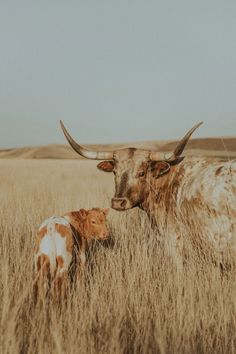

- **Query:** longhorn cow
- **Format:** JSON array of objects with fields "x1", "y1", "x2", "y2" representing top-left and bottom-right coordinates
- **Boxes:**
[{"x1": 60, "y1": 121, "x2": 236, "y2": 267}]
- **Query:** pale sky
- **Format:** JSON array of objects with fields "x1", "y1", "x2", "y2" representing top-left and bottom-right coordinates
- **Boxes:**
[{"x1": 0, "y1": 0, "x2": 236, "y2": 148}]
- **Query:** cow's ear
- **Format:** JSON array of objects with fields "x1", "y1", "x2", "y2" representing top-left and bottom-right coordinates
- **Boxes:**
[
  {"x1": 149, "y1": 161, "x2": 171, "y2": 178},
  {"x1": 97, "y1": 160, "x2": 115, "y2": 172}
]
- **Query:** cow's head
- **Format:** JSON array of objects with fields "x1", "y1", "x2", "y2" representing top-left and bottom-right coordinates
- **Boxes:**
[{"x1": 60, "y1": 121, "x2": 203, "y2": 211}]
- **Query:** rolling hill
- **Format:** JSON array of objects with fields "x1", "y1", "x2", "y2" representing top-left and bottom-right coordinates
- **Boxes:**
[{"x1": 0, "y1": 137, "x2": 235, "y2": 159}]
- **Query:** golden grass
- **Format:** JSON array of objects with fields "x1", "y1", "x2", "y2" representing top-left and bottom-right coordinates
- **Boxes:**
[{"x1": 0, "y1": 159, "x2": 236, "y2": 354}]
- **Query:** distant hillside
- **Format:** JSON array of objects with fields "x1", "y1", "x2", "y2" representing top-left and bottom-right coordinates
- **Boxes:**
[{"x1": 0, "y1": 137, "x2": 235, "y2": 159}]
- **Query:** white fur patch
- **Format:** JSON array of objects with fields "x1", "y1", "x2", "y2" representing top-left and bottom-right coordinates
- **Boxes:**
[
  {"x1": 39, "y1": 234, "x2": 57, "y2": 271},
  {"x1": 36, "y1": 216, "x2": 72, "y2": 273},
  {"x1": 39, "y1": 216, "x2": 70, "y2": 230},
  {"x1": 79, "y1": 252, "x2": 86, "y2": 265}
]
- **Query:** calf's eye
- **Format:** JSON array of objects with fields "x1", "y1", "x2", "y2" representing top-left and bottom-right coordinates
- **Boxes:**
[{"x1": 91, "y1": 220, "x2": 96, "y2": 225}]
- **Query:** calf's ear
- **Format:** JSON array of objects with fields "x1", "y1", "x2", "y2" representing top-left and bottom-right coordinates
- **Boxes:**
[
  {"x1": 149, "y1": 161, "x2": 171, "y2": 178},
  {"x1": 79, "y1": 209, "x2": 88, "y2": 219},
  {"x1": 97, "y1": 161, "x2": 115, "y2": 172},
  {"x1": 102, "y1": 208, "x2": 109, "y2": 215}
]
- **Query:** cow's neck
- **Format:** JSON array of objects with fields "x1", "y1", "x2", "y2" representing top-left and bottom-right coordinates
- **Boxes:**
[
  {"x1": 140, "y1": 158, "x2": 204, "y2": 225},
  {"x1": 68, "y1": 216, "x2": 89, "y2": 243}
]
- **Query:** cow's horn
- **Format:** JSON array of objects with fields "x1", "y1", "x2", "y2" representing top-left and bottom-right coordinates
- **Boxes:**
[
  {"x1": 60, "y1": 120, "x2": 114, "y2": 160},
  {"x1": 150, "y1": 122, "x2": 203, "y2": 161},
  {"x1": 167, "y1": 121, "x2": 203, "y2": 160}
]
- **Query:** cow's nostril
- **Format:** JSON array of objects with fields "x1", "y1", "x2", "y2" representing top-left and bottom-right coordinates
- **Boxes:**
[
  {"x1": 112, "y1": 197, "x2": 129, "y2": 210},
  {"x1": 120, "y1": 199, "x2": 127, "y2": 207}
]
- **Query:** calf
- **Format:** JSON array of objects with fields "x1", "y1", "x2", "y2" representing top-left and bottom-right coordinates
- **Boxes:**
[{"x1": 34, "y1": 208, "x2": 109, "y2": 298}]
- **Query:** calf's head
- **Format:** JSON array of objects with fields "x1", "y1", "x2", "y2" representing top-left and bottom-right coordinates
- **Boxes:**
[
  {"x1": 76, "y1": 208, "x2": 110, "y2": 240},
  {"x1": 60, "y1": 121, "x2": 203, "y2": 211}
]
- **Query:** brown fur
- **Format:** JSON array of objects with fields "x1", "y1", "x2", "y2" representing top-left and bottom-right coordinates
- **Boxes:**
[
  {"x1": 215, "y1": 165, "x2": 223, "y2": 176},
  {"x1": 56, "y1": 255, "x2": 64, "y2": 269},
  {"x1": 34, "y1": 226, "x2": 47, "y2": 253},
  {"x1": 55, "y1": 223, "x2": 74, "y2": 253},
  {"x1": 36, "y1": 254, "x2": 50, "y2": 274},
  {"x1": 33, "y1": 254, "x2": 51, "y2": 302},
  {"x1": 65, "y1": 208, "x2": 109, "y2": 242}
]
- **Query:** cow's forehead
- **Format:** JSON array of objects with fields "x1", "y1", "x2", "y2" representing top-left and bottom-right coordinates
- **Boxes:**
[{"x1": 113, "y1": 148, "x2": 150, "y2": 164}]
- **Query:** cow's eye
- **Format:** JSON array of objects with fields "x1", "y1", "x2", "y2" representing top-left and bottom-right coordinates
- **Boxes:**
[
  {"x1": 138, "y1": 171, "x2": 145, "y2": 178},
  {"x1": 91, "y1": 220, "x2": 96, "y2": 225}
]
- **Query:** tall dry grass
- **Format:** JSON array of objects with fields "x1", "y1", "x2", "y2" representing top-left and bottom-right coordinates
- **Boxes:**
[{"x1": 0, "y1": 159, "x2": 236, "y2": 354}]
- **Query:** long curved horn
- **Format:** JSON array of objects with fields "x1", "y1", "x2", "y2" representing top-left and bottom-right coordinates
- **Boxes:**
[
  {"x1": 60, "y1": 120, "x2": 114, "y2": 160},
  {"x1": 150, "y1": 122, "x2": 203, "y2": 161}
]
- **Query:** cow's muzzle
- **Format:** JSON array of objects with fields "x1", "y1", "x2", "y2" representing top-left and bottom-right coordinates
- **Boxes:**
[{"x1": 111, "y1": 197, "x2": 131, "y2": 211}]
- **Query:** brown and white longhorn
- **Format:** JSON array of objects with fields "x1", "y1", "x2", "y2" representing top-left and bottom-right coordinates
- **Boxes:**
[{"x1": 60, "y1": 121, "x2": 236, "y2": 268}]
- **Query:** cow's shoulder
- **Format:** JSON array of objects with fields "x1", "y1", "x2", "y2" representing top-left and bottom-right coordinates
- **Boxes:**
[{"x1": 180, "y1": 159, "x2": 236, "y2": 215}]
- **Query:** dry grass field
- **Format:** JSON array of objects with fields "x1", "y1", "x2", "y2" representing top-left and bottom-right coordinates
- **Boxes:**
[{"x1": 1, "y1": 158, "x2": 236, "y2": 354}]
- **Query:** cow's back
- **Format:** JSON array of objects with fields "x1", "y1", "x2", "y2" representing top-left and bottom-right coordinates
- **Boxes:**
[
  {"x1": 35, "y1": 216, "x2": 73, "y2": 274},
  {"x1": 179, "y1": 159, "x2": 236, "y2": 215}
]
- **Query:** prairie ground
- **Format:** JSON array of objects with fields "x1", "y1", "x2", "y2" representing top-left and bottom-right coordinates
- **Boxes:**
[{"x1": 0, "y1": 159, "x2": 236, "y2": 354}]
